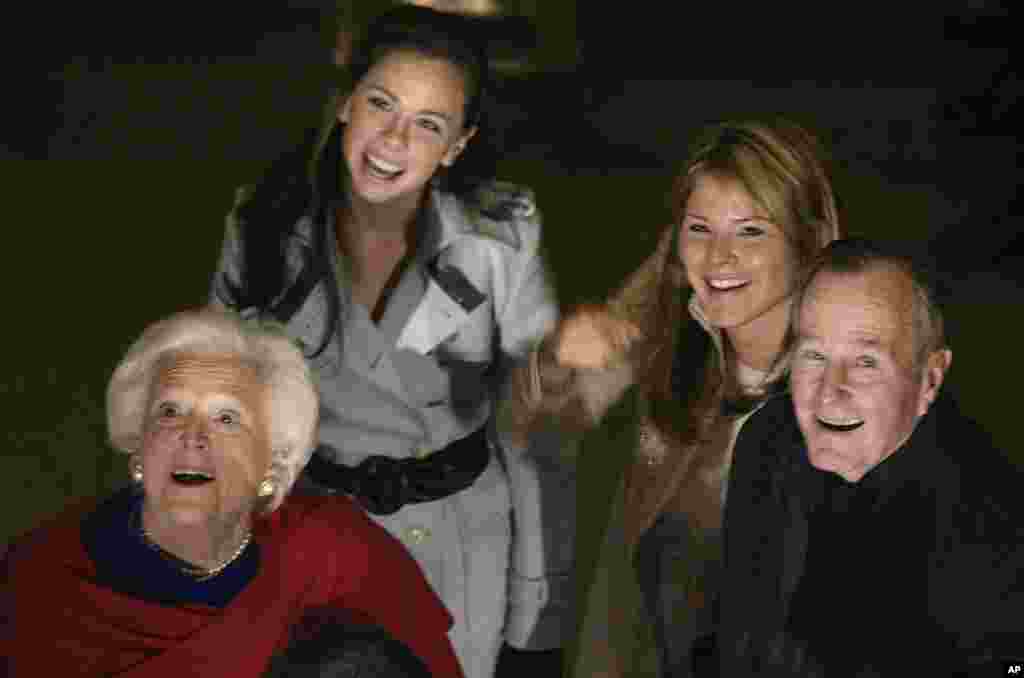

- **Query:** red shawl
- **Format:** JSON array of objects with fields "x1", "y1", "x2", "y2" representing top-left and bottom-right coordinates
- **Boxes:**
[{"x1": 3, "y1": 494, "x2": 462, "y2": 677}]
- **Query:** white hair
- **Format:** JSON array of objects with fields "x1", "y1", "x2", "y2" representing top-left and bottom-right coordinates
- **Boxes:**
[{"x1": 107, "y1": 308, "x2": 319, "y2": 511}]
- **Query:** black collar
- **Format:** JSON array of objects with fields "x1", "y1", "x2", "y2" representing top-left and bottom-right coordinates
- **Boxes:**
[{"x1": 81, "y1": 486, "x2": 260, "y2": 608}]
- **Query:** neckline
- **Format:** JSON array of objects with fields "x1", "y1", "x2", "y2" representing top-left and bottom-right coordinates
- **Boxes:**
[{"x1": 81, "y1": 487, "x2": 260, "y2": 608}]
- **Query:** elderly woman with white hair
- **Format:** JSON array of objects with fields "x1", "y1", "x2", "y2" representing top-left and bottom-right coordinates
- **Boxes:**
[{"x1": 1, "y1": 309, "x2": 463, "y2": 677}]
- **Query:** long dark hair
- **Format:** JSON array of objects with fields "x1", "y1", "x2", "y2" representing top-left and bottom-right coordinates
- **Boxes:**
[{"x1": 220, "y1": 5, "x2": 495, "y2": 358}]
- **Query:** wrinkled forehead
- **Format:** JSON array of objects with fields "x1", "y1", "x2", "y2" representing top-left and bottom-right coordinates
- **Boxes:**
[
  {"x1": 153, "y1": 352, "x2": 265, "y2": 401},
  {"x1": 799, "y1": 267, "x2": 917, "y2": 356}
]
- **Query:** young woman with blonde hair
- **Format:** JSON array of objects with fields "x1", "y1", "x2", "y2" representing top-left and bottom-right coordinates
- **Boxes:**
[{"x1": 507, "y1": 119, "x2": 842, "y2": 677}]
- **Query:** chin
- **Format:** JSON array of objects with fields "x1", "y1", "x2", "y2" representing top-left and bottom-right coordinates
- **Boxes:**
[
  {"x1": 161, "y1": 501, "x2": 219, "y2": 529},
  {"x1": 697, "y1": 302, "x2": 742, "y2": 327},
  {"x1": 808, "y1": 448, "x2": 864, "y2": 483},
  {"x1": 697, "y1": 296, "x2": 761, "y2": 328}
]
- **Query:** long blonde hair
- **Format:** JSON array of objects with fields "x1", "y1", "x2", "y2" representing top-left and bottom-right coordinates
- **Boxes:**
[{"x1": 624, "y1": 119, "x2": 842, "y2": 543}]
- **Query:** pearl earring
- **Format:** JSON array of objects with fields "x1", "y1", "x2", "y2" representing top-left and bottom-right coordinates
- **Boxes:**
[
  {"x1": 257, "y1": 478, "x2": 276, "y2": 499},
  {"x1": 130, "y1": 458, "x2": 144, "y2": 484}
]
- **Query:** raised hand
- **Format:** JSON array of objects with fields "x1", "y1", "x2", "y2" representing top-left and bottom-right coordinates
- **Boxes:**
[{"x1": 550, "y1": 305, "x2": 641, "y2": 370}]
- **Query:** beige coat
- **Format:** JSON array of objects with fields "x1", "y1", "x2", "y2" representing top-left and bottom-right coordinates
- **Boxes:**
[{"x1": 502, "y1": 223, "x2": 758, "y2": 677}]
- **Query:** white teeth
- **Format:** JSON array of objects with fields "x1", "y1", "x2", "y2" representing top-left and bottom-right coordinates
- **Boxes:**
[
  {"x1": 366, "y1": 154, "x2": 402, "y2": 176},
  {"x1": 817, "y1": 416, "x2": 863, "y2": 427},
  {"x1": 708, "y1": 279, "x2": 748, "y2": 290}
]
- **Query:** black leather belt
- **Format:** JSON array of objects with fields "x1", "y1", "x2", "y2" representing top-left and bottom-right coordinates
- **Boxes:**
[{"x1": 304, "y1": 426, "x2": 491, "y2": 516}]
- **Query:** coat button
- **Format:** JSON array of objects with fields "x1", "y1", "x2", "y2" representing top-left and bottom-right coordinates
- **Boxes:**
[{"x1": 406, "y1": 526, "x2": 431, "y2": 544}]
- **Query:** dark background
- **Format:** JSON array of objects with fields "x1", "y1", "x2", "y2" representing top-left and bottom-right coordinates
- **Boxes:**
[{"x1": 2, "y1": 0, "x2": 1018, "y2": 571}]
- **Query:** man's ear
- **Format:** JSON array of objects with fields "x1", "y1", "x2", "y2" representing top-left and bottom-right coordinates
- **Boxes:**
[
  {"x1": 441, "y1": 126, "x2": 478, "y2": 168},
  {"x1": 917, "y1": 348, "x2": 952, "y2": 417}
]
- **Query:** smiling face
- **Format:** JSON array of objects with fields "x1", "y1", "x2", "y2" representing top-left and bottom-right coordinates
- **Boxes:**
[
  {"x1": 139, "y1": 353, "x2": 272, "y2": 535},
  {"x1": 790, "y1": 266, "x2": 949, "y2": 482},
  {"x1": 679, "y1": 173, "x2": 799, "y2": 342},
  {"x1": 339, "y1": 49, "x2": 476, "y2": 210}
]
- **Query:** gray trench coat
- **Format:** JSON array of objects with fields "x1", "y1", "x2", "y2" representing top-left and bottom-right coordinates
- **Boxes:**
[{"x1": 212, "y1": 181, "x2": 570, "y2": 678}]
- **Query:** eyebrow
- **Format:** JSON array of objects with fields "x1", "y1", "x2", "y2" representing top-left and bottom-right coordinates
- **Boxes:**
[
  {"x1": 795, "y1": 333, "x2": 884, "y2": 349},
  {"x1": 684, "y1": 211, "x2": 770, "y2": 222},
  {"x1": 153, "y1": 387, "x2": 248, "y2": 407},
  {"x1": 364, "y1": 85, "x2": 454, "y2": 123}
]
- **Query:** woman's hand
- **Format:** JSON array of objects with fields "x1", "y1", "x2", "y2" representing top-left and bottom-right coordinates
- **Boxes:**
[{"x1": 550, "y1": 305, "x2": 641, "y2": 370}]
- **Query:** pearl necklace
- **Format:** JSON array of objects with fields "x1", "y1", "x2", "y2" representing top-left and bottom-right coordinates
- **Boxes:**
[{"x1": 141, "y1": 526, "x2": 251, "y2": 582}]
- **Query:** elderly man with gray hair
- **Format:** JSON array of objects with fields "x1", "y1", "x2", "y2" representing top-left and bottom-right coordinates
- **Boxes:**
[
  {"x1": 2, "y1": 308, "x2": 462, "y2": 677},
  {"x1": 715, "y1": 239, "x2": 1024, "y2": 676}
]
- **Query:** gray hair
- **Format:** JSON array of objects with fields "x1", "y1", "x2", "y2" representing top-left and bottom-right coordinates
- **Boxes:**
[
  {"x1": 789, "y1": 238, "x2": 949, "y2": 373},
  {"x1": 106, "y1": 308, "x2": 318, "y2": 511}
]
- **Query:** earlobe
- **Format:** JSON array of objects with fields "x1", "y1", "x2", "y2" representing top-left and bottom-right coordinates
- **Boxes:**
[
  {"x1": 441, "y1": 126, "x2": 478, "y2": 168},
  {"x1": 337, "y1": 96, "x2": 351, "y2": 124},
  {"x1": 440, "y1": 144, "x2": 461, "y2": 168},
  {"x1": 918, "y1": 348, "x2": 952, "y2": 416}
]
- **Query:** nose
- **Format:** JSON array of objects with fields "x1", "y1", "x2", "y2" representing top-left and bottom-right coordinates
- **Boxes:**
[
  {"x1": 180, "y1": 414, "x2": 210, "y2": 450},
  {"x1": 818, "y1": 361, "x2": 851, "y2": 405},
  {"x1": 380, "y1": 114, "x2": 409, "y2": 149},
  {"x1": 708, "y1": 233, "x2": 736, "y2": 266}
]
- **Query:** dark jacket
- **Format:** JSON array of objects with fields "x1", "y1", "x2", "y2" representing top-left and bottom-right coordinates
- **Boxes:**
[{"x1": 718, "y1": 393, "x2": 1024, "y2": 676}]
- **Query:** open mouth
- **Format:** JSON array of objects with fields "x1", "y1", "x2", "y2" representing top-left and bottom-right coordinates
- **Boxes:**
[
  {"x1": 706, "y1": 278, "x2": 750, "y2": 293},
  {"x1": 817, "y1": 416, "x2": 864, "y2": 433},
  {"x1": 171, "y1": 469, "x2": 215, "y2": 486},
  {"x1": 365, "y1": 153, "x2": 404, "y2": 181}
]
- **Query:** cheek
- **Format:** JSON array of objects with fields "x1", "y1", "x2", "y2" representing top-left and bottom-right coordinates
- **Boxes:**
[
  {"x1": 790, "y1": 378, "x2": 813, "y2": 410},
  {"x1": 790, "y1": 382, "x2": 819, "y2": 427},
  {"x1": 415, "y1": 137, "x2": 451, "y2": 169},
  {"x1": 888, "y1": 387, "x2": 924, "y2": 436},
  {"x1": 342, "y1": 112, "x2": 375, "y2": 150},
  {"x1": 341, "y1": 123, "x2": 361, "y2": 158},
  {"x1": 755, "y1": 250, "x2": 793, "y2": 292},
  {"x1": 140, "y1": 427, "x2": 175, "y2": 462},
  {"x1": 679, "y1": 240, "x2": 703, "y2": 279},
  {"x1": 224, "y1": 435, "x2": 272, "y2": 486},
  {"x1": 223, "y1": 442, "x2": 261, "y2": 481},
  {"x1": 749, "y1": 236, "x2": 796, "y2": 281}
]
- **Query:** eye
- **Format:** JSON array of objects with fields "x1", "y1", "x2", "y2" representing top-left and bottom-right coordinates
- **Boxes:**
[
  {"x1": 157, "y1": 402, "x2": 180, "y2": 419},
  {"x1": 797, "y1": 349, "x2": 826, "y2": 363},
  {"x1": 855, "y1": 355, "x2": 879, "y2": 368},
  {"x1": 416, "y1": 117, "x2": 443, "y2": 135},
  {"x1": 216, "y1": 410, "x2": 241, "y2": 426},
  {"x1": 739, "y1": 224, "x2": 766, "y2": 237},
  {"x1": 367, "y1": 95, "x2": 392, "y2": 112},
  {"x1": 686, "y1": 221, "x2": 710, "y2": 234}
]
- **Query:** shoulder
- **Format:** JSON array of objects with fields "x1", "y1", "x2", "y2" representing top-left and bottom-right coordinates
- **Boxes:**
[
  {"x1": 929, "y1": 397, "x2": 1017, "y2": 479},
  {"x1": 932, "y1": 399, "x2": 1024, "y2": 512},
  {"x1": 924, "y1": 401, "x2": 1024, "y2": 637},
  {"x1": 261, "y1": 495, "x2": 409, "y2": 567},
  {"x1": 438, "y1": 180, "x2": 541, "y2": 252},
  {"x1": 729, "y1": 395, "x2": 804, "y2": 504},
  {"x1": 5, "y1": 499, "x2": 97, "y2": 574},
  {"x1": 264, "y1": 494, "x2": 376, "y2": 541},
  {"x1": 736, "y1": 394, "x2": 801, "y2": 460}
]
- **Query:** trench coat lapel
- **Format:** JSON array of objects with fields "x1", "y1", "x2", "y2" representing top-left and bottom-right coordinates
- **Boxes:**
[{"x1": 394, "y1": 194, "x2": 487, "y2": 357}]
